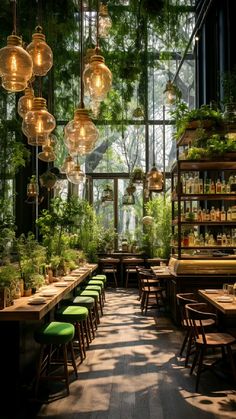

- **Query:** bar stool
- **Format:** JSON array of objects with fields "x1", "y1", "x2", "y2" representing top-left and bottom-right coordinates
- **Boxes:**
[
  {"x1": 63, "y1": 296, "x2": 97, "y2": 339},
  {"x1": 75, "y1": 289, "x2": 100, "y2": 325},
  {"x1": 34, "y1": 321, "x2": 77, "y2": 397},
  {"x1": 84, "y1": 278, "x2": 105, "y2": 305},
  {"x1": 55, "y1": 305, "x2": 89, "y2": 362},
  {"x1": 78, "y1": 284, "x2": 103, "y2": 316}
]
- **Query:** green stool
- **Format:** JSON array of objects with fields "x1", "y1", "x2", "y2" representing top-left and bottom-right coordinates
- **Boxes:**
[
  {"x1": 79, "y1": 285, "x2": 103, "y2": 316},
  {"x1": 85, "y1": 279, "x2": 105, "y2": 305},
  {"x1": 34, "y1": 321, "x2": 77, "y2": 397},
  {"x1": 72, "y1": 296, "x2": 97, "y2": 338},
  {"x1": 55, "y1": 305, "x2": 89, "y2": 362},
  {"x1": 92, "y1": 274, "x2": 107, "y2": 283},
  {"x1": 76, "y1": 289, "x2": 100, "y2": 324}
]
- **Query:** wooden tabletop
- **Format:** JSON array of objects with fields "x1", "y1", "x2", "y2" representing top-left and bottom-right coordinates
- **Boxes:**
[
  {"x1": 0, "y1": 264, "x2": 97, "y2": 322},
  {"x1": 198, "y1": 289, "x2": 236, "y2": 315},
  {"x1": 151, "y1": 266, "x2": 173, "y2": 279}
]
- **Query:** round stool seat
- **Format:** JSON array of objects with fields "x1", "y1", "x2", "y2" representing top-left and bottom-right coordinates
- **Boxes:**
[
  {"x1": 56, "y1": 305, "x2": 89, "y2": 323},
  {"x1": 34, "y1": 321, "x2": 75, "y2": 345},
  {"x1": 72, "y1": 296, "x2": 95, "y2": 309},
  {"x1": 85, "y1": 279, "x2": 104, "y2": 288},
  {"x1": 80, "y1": 285, "x2": 102, "y2": 294},
  {"x1": 92, "y1": 275, "x2": 106, "y2": 282},
  {"x1": 76, "y1": 289, "x2": 99, "y2": 300}
]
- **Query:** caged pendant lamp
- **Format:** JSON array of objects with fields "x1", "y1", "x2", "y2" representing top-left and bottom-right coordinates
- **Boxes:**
[
  {"x1": 146, "y1": 65, "x2": 163, "y2": 193},
  {"x1": 0, "y1": 0, "x2": 33, "y2": 92},
  {"x1": 98, "y1": 2, "x2": 112, "y2": 39},
  {"x1": 64, "y1": 0, "x2": 99, "y2": 157}
]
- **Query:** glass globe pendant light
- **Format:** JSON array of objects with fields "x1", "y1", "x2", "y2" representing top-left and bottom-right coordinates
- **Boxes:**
[
  {"x1": 60, "y1": 156, "x2": 75, "y2": 174},
  {"x1": 26, "y1": 26, "x2": 53, "y2": 76},
  {"x1": 64, "y1": 0, "x2": 99, "y2": 157},
  {"x1": 17, "y1": 86, "x2": 35, "y2": 118},
  {"x1": 98, "y1": 2, "x2": 112, "y2": 38},
  {"x1": 38, "y1": 136, "x2": 56, "y2": 162},
  {"x1": 23, "y1": 97, "x2": 56, "y2": 146},
  {"x1": 0, "y1": 0, "x2": 33, "y2": 93},
  {"x1": 65, "y1": 108, "x2": 98, "y2": 156},
  {"x1": 67, "y1": 164, "x2": 85, "y2": 184},
  {"x1": 83, "y1": 49, "x2": 112, "y2": 102}
]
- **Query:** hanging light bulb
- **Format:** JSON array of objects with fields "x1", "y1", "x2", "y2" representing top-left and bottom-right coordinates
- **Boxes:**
[
  {"x1": 64, "y1": 108, "x2": 99, "y2": 156},
  {"x1": 38, "y1": 138, "x2": 56, "y2": 162},
  {"x1": 83, "y1": 52, "x2": 112, "y2": 102},
  {"x1": 164, "y1": 80, "x2": 176, "y2": 105},
  {"x1": 67, "y1": 164, "x2": 85, "y2": 184},
  {"x1": 98, "y1": 3, "x2": 112, "y2": 38},
  {"x1": 146, "y1": 166, "x2": 163, "y2": 192},
  {"x1": 23, "y1": 97, "x2": 56, "y2": 146},
  {"x1": 101, "y1": 184, "x2": 114, "y2": 202},
  {"x1": 60, "y1": 156, "x2": 75, "y2": 174},
  {"x1": 26, "y1": 26, "x2": 53, "y2": 76},
  {"x1": 17, "y1": 86, "x2": 35, "y2": 118},
  {"x1": 0, "y1": 35, "x2": 33, "y2": 92}
]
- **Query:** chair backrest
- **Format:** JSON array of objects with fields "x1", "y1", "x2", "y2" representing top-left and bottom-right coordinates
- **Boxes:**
[
  {"x1": 176, "y1": 293, "x2": 197, "y2": 327},
  {"x1": 137, "y1": 268, "x2": 160, "y2": 290},
  {"x1": 99, "y1": 258, "x2": 119, "y2": 270},
  {"x1": 185, "y1": 302, "x2": 217, "y2": 344}
]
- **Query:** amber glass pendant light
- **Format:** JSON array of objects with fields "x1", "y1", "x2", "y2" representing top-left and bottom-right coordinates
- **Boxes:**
[
  {"x1": 26, "y1": 26, "x2": 53, "y2": 76},
  {"x1": 17, "y1": 86, "x2": 35, "y2": 118},
  {"x1": 0, "y1": 1, "x2": 33, "y2": 92},
  {"x1": 23, "y1": 97, "x2": 56, "y2": 146},
  {"x1": 67, "y1": 163, "x2": 85, "y2": 185},
  {"x1": 64, "y1": 0, "x2": 99, "y2": 158},
  {"x1": 83, "y1": 0, "x2": 112, "y2": 103},
  {"x1": 147, "y1": 62, "x2": 163, "y2": 193},
  {"x1": 60, "y1": 156, "x2": 75, "y2": 174},
  {"x1": 98, "y1": 2, "x2": 112, "y2": 38},
  {"x1": 164, "y1": 79, "x2": 176, "y2": 105},
  {"x1": 38, "y1": 135, "x2": 56, "y2": 162}
]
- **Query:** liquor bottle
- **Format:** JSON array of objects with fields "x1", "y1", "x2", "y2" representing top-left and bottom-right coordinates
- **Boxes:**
[
  {"x1": 210, "y1": 206, "x2": 216, "y2": 221},
  {"x1": 217, "y1": 233, "x2": 222, "y2": 246},
  {"x1": 216, "y1": 179, "x2": 222, "y2": 193},
  {"x1": 193, "y1": 207, "x2": 198, "y2": 221},
  {"x1": 222, "y1": 233, "x2": 227, "y2": 246},
  {"x1": 206, "y1": 209, "x2": 210, "y2": 221},
  {"x1": 227, "y1": 207, "x2": 232, "y2": 221},
  {"x1": 197, "y1": 209, "x2": 202, "y2": 222},
  {"x1": 188, "y1": 231, "x2": 195, "y2": 246},
  {"x1": 210, "y1": 180, "x2": 215, "y2": 194},
  {"x1": 204, "y1": 178, "x2": 210, "y2": 194},
  {"x1": 199, "y1": 178, "x2": 203, "y2": 194},
  {"x1": 226, "y1": 180, "x2": 231, "y2": 194},
  {"x1": 215, "y1": 208, "x2": 220, "y2": 221},
  {"x1": 221, "y1": 180, "x2": 226, "y2": 193},
  {"x1": 220, "y1": 208, "x2": 226, "y2": 221},
  {"x1": 202, "y1": 208, "x2": 206, "y2": 221}
]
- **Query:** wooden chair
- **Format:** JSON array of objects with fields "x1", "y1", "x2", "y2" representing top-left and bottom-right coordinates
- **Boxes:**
[
  {"x1": 123, "y1": 257, "x2": 144, "y2": 288},
  {"x1": 137, "y1": 268, "x2": 165, "y2": 315},
  {"x1": 186, "y1": 302, "x2": 236, "y2": 391},
  {"x1": 99, "y1": 258, "x2": 119, "y2": 287}
]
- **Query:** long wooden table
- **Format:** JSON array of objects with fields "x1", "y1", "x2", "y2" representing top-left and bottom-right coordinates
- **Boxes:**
[
  {"x1": 0, "y1": 264, "x2": 97, "y2": 415},
  {"x1": 0, "y1": 264, "x2": 97, "y2": 321},
  {"x1": 198, "y1": 289, "x2": 236, "y2": 316}
]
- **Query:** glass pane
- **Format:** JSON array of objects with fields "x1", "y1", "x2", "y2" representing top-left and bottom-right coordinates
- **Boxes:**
[
  {"x1": 117, "y1": 179, "x2": 143, "y2": 250},
  {"x1": 93, "y1": 179, "x2": 114, "y2": 229}
]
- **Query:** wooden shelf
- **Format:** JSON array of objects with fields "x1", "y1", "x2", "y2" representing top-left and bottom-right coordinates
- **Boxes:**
[
  {"x1": 172, "y1": 220, "x2": 236, "y2": 226},
  {"x1": 172, "y1": 160, "x2": 236, "y2": 172},
  {"x1": 172, "y1": 245, "x2": 236, "y2": 250},
  {"x1": 172, "y1": 193, "x2": 236, "y2": 201}
]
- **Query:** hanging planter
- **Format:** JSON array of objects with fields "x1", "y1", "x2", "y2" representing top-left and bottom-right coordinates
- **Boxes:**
[
  {"x1": 39, "y1": 170, "x2": 57, "y2": 190},
  {"x1": 131, "y1": 168, "x2": 145, "y2": 184}
]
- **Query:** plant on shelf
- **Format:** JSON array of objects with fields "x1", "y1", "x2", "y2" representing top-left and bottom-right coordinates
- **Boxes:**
[
  {"x1": 186, "y1": 133, "x2": 236, "y2": 160},
  {"x1": 141, "y1": 195, "x2": 172, "y2": 259},
  {"x1": 171, "y1": 102, "x2": 224, "y2": 140},
  {"x1": 16, "y1": 233, "x2": 46, "y2": 293},
  {"x1": 0, "y1": 264, "x2": 20, "y2": 307}
]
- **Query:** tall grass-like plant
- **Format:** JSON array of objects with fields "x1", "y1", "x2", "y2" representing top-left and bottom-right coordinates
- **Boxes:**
[{"x1": 142, "y1": 195, "x2": 172, "y2": 259}]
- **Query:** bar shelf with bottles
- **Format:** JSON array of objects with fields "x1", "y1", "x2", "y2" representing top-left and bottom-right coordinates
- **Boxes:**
[{"x1": 171, "y1": 159, "x2": 236, "y2": 260}]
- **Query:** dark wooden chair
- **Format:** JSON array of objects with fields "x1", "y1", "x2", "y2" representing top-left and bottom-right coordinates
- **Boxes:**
[
  {"x1": 186, "y1": 302, "x2": 236, "y2": 392},
  {"x1": 177, "y1": 293, "x2": 216, "y2": 367},
  {"x1": 99, "y1": 258, "x2": 119, "y2": 287},
  {"x1": 137, "y1": 268, "x2": 165, "y2": 315},
  {"x1": 123, "y1": 257, "x2": 144, "y2": 288}
]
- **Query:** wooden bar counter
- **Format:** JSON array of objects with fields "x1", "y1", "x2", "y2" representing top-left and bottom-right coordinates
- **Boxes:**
[{"x1": 0, "y1": 264, "x2": 97, "y2": 417}]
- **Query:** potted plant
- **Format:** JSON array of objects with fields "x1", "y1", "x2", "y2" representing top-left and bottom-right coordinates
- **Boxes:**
[
  {"x1": 221, "y1": 69, "x2": 236, "y2": 123},
  {"x1": 0, "y1": 264, "x2": 20, "y2": 308},
  {"x1": 131, "y1": 167, "x2": 145, "y2": 184}
]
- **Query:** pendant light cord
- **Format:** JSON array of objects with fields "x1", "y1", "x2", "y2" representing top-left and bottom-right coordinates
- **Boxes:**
[
  {"x1": 10, "y1": 0, "x2": 17, "y2": 35},
  {"x1": 80, "y1": 0, "x2": 84, "y2": 108},
  {"x1": 152, "y1": 33, "x2": 155, "y2": 167},
  {"x1": 96, "y1": 0, "x2": 99, "y2": 53}
]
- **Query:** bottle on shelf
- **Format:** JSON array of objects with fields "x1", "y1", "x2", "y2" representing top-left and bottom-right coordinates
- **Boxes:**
[
  {"x1": 231, "y1": 205, "x2": 236, "y2": 221},
  {"x1": 220, "y1": 207, "x2": 226, "y2": 221},
  {"x1": 206, "y1": 209, "x2": 210, "y2": 221},
  {"x1": 210, "y1": 180, "x2": 215, "y2": 194},
  {"x1": 221, "y1": 180, "x2": 226, "y2": 193},
  {"x1": 222, "y1": 233, "x2": 227, "y2": 246},
  {"x1": 216, "y1": 179, "x2": 222, "y2": 193},
  {"x1": 204, "y1": 178, "x2": 210, "y2": 194},
  {"x1": 202, "y1": 208, "x2": 206, "y2": 221},
  {"x1": 227, "y1": 207, "x2": 232, "y2": 221},
  {"x1": 215, "y1": 208, "x2": 220, "y2": 221},
  {"x1": 210, "y1": 206, "x2": 216, "y2": 221}
]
